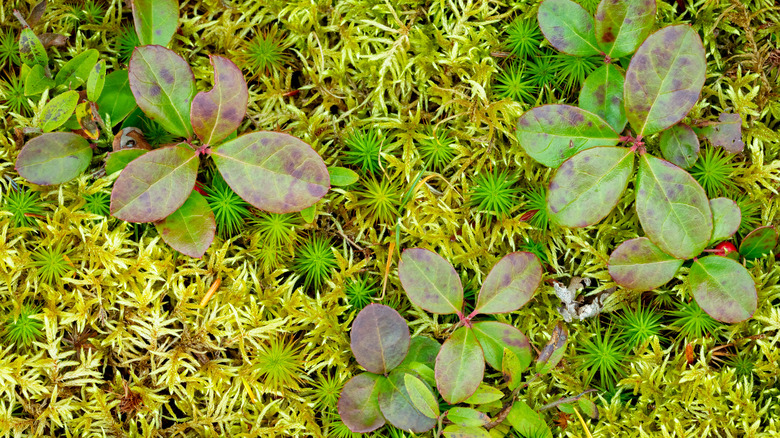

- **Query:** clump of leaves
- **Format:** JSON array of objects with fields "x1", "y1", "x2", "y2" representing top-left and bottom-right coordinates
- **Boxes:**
[
  {"x1": 2, "y1": 187, "x2": 45, "y2": 227},
  {"x1": 203, "y1": 172, "x2": 251, "y2": 238},
  {"x1": 310, "y1": 372, "x2": 344, "y2": 411},
  {"x1": 3, "y1": 303, "x2": 42, "y2": 348},
  {"x1": 617, "y1": 303, "x2": 663, "y2": 350},
  {"x1": 668, "y1": 300, "x2": 722, "y2": 340},
  {"x1": 253, "y1": 336, "x2": 305, "y2": 394},
  {"x1": 344, "y1": 276, "x2": 378, "y2": 310},
  {"x1": 240, "y1": 25, "x2": 291, "y2": 76},
  {"x1": 83, "y1": 191, "x2": 111, "y2": 217},
  {"x1": 505, "y1": 18, "x2": 543, "y2": 58},
  {"x1": 293, "y1": 236, "x2": 338, "y2": 290},
  {"x1": 30, "y1": 244, "x2": 73, "y2": 284},
  {"x1": 494, "y1": 62, "x2": 537, "y2": 103},
  {"x1": 0, "y1": 73, "x2": 32, "y2": 115},
  {"x1": 354, "y1": 178, "x2": 400, "y2": 226},
  {"x1": 469, "y1": 168, "x2": 519, "y2": 216},
  {"x1": 689, "y1": 147, "x2": 736, "y2": 197},
  {"x1": 250, "y1": 212, "x2": 300, "y2": 248},
  {"x1": 417, "y1": 128, "x2": 456, "y2": 171},
  {"x1": 0, "y1": 29, "x2": 20, "y2": 69},
  {"x1": 342, "y1": 129, "x2": 386, "y2": 175},
  {"x1": 577, "y1": 322, "x2": 627, "y2": 389}
]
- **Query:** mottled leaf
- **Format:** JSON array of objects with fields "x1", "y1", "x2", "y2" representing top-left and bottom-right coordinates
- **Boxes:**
[
  {"x1": 435, "y1": 327, "x2": 484, "y2": 404},
  {"x1": 471, "y1": 321, "x2": 532, "y2": 372},
  {"x1": 709, "y1": 198, "x2": 741, "y2": 243},
  {"x1": 502, "y1": 348, "x2": 523, "y2": 391},
  {"x1": 19, "y1": 28, "x2": 47, "y2": 67},
  {"x1": 338, "y1": 373, "x2": 386, "y2": 433},
  {"x1": 87, "y1": 60, "x2": 106, "y2": 102},
  {"x1": 475, "y1": 252, "x2": 542, "y2": 314},
  {"x1": 537, "y1": 0, "x2": 600, "y2": 56},
  {"x1": 129, "y1": 45, "x2": 196, "y2": 138},
  {"x1": 398, "y1": 248, "x2": 463, "y2": 315},
  {"x1": 694, "y1": 113, "x2": 745, "y2": 154},
  {"x1": 379, "y1": 370, "x2": 437, "y2": 433},
  {"x1": 190, "y1": 56, "x2": 247, "y2": 145},
  {"x1": 212, "y1": 132, "x2": 329, "y2": 213},
  {"x1": 328, "y1": 166, "x2": 359, "y2": 187},
  {"x1": 507, "y1": 401, "x2": 553, "y2": 438},
  {"x1": 16, "y1": 133, "x2": 91, "y2": 185},
  {"x1": 37, "y1": 33, "x2": 68, "y2": 49},
  {"x1": 24, "y1": 64, "x2": 54, "y2": 96},
  {"x1": 447, "y1": 407, "x2": 490, "y2": 427},
  {"x1": 536, "y1": 323, "x2": 567, "y2": 374},
  {"x1": 404, "y1": 374, "x2": 439, "y2": 419},
  {"x1": 96, "y1": 70, "x2": 137, "y2": 127},
  {"x1": 515, "y1": 105, "x2": 619, "y2": 168},
  {"x1": 635, "y1": 154, "x2": 712, "y2": 259},
  {"x1": 579, "y1": 64, "x2": 627, "y2": 132},
  {"x1": 594, "y1": 0, "x2": 655, "y2": 58},
  {"x1": 110, "y1": 145, "x2": 199, "y2": 222},
  {"x1": 608, "y1": 237, "x2": 683, "y2": 291},
  {"x1": 155, "y1": 191, "x2": 215, "y2": 258},
  {"x1": 55, "y1": 49, "x2": 98, "y2": 88},
  {"x1": 350, "y1": 304, "x2": 410, "y2": 374},
  {"x1": 40, "y1": 90, "x2": 79, "y2": 132},
  {"x1": 442, "y1": 425, "x2": 491, "y2": 438},
  {"x1": 739, "y1": 226, "x2": 778, "y2": 260},
  {"x1": 464, "y1": 383, "x2": 504, "y2": 405},
  {"x1": 659, "y1": 124, "x2": 700, "y2": 169},
  {"x1": 28, "y1": 0, "x2": 47, "y2": 28},
  {"x1": 690, "y1": 256, "x2": 757, "y2": 323},
  {"x1": 131, "y1": 0, "x2": 178, "y2": 47},
  {"x1": 105, "y1": 149, "x2": 147, "y2": 175},
  {"x1": 578, "y1": 398, "x2": 599, "y2": 420},
  {"x1": 625, "y1": 25, "x2": 706, "y2": 136}
]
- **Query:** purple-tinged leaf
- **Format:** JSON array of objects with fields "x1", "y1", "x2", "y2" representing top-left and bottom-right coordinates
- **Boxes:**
[
  {"x1": 536, "y1": 323, "x2": 567, "y2": 374},
  {"x1": 211, "y1": 132, "x2": 329, "y2": 213},
  {"x1": 404, "y1": 374, "x2": 439, "y2": 419},
  {"x1": 635, "y1": 154, "x2": 712, "y2": 259},
  {"x1": 131, "y1": 0, "x2": 178, "y2": 47},
  {"x1": 40, "y1": 90, "x2": 79, "y2": 132},
  {"x1": 579, "y1": 64, "x2": 627, "y2": 133},
  {"x1": 594, "y1": 0, "x2": 655, "y2": 58},
  {"x1": 105, "y1": 149, "x2": 147, "y2": 175},
  {"x1": 659, "y1": 124, "x2": 700, "y2": 169},
  {"x1": 464, "y1": 383, "x2": 504, "y2": 405},
  {"x1": 447, "y1": 407, "x2": 490, "y2": 427},
  {"x1": 16, "y1": 133, "x2": 91, "y2": 185},
  {"x1": 338, "y1": 373, "x2": 386, "y2": 433},
  {"x1": 625, "y1": 25, "x2": 706, "y2": 137},
  {"x1": 709, "y1": 198, "x2": 741, "y2": 243},
  {"x1": 547, "y1": 146, "x2": 633, "y2": 228},
  {"x1": 608, "y1": 237, "x2": 683, "y2": 291},
  {"x1": 155, "y1": 191, "x2": 215, "y2": 258},
  {"x1": 19, "y1": 28, "x2": 47, "y2": 67},
  {"x1": 694, "y1": 113, "x2": 745, "y2": 154},
  {"x1": 398, "y1": 248, "x2": 463, "y2": 315},
  {"x1": 690, "y1": 256, "x2": 757, "y2": 323},
  {"x1": 96, "y1": 70, "x2": 137, "y2": 127},
  {"x1": 442, "y1": 425, "x2": 491, "y2": 438},
  {"x1": 191, "y1": 56, "x2": 247, "y2": 145},
  {"x1": 502, "y1": 348, "x2": 523, "y2": 391},
  {"x1": 739, "y1": 226, "x2": 778, "y2": 260},
  {"x1": 129, "y1": 46, "x2": 196, "y2": 139},
  {"x1": 537, "y1": 0, "x2": 600, "y2": 57},
  {"x1": 507, "y1": 401, "x2": 553, "y2": 438},
  {"x1": 515, "y1": 105, "x2": 619, "y2": 168},
  {"x1": 55, "y1": 49, "x2": 98, "y2": 88},
  {"x1": 110, "y1": 145, "x2": 199, "y2": 222},
  {"x1": 475, "y1": 252, "x2": 542, "y2": 314},
  {"x1": 471, "y1": 321, "x2": 532, "y2": 372},
  {"x1": 350, "y1": 304, "x2": 410, "y2": 375},
  {"x1": 86, "y1": 59, "x2": 106, "y2": 102},
  {"x1": 379, "y1": 370, "x2": 437, "y2": 433},
  {"x1": 435, "y1": 327, "x2": 484, "y2": 404}
]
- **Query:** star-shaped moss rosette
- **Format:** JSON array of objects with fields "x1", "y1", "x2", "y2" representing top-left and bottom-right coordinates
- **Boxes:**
[{"x1": 398, "y1": 249, "x2": 542, "y2": 404}]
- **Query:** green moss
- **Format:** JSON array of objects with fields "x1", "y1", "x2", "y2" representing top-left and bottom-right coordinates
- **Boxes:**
[
  {"x1": 30, "y1": 244, "x2": 73, "y2": 285},
  {"x1": 668, "y1": 300, "x2": 722, "y2": 340},
  {"x1": 344, "y1": 276, "x2": 377, "y2": 310},
  {"x1": 689, "y1": 146, "x2": 736, "y2": 197},
  {"x1": 0, "y1": 29, "x2": 20, "y2": 70},
  {"x1": 3, "y1": 303, "x2": 43, "y2": 349},
  {"x1": 617, "y1": 303, "x2": 664, "y2": 350},
  {"x1": 293, "y1": 236, "x2": 338, "y2": 290},
  {"x1": 342, "y1": 129, "x2": 387, "y2": 175},
  {"x1": 469, "y1": 168, "x2": 519, "y2": 216},
  {"x1": 355, "y1": 178, "x2": 401, "y2": 226},
  {"x1": 2, "y1": 187, "x2": 45, "y2": 228},
  {"x1": 82, "y1": 191, "x2": 110, "y2": 217},
  {"x1": 204, "y1": 172, "x2": 251, "y2": 238},
  {"x1": 494, "y1": 62, "x2": 537, "y2": 103},
  {"x1": 577, "y1": 322, "x2": 628, "y2": 389},
  {"x1": 505, "y1": 18, "x2": 543, "y2": 58}
]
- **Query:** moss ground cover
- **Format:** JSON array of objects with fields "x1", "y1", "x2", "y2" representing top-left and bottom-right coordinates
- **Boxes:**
[{"x1": 0, "y1": 0, "x2": 779, "y2": 436}]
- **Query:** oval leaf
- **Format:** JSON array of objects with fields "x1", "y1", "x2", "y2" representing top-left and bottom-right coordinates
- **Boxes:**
[
  {"x1": 110, "y1": 145, "x2": 199, "y2": 222},
  {"x1": 211, "y1": 132, "x2": 329, "y2": 213},
  {"x1": 191, "y1": 56, "x2": 248, "y2": 145},
  {"x1": 131, "y1": 0, "x2": 178, "y2": 47},
  {"x1": 578, "y1": 398, "x2": 599, "y2": 420},
  {"x1": 625, "y1": 25, "x2": 706, "y2": 136},
  {"x1": 96, "y1": 70, "x2": 137, "y2": 127},
  {"x1": 536, "y1": 323, "x2": 567, "y2": 374},
  {"x1": 87, "y1": 60, "x2": 107, "y2": 102},
  {"x1": 155, "y1": 191, "x2": 215, "y2": 258},
  {"x1": 350, "y1": 304, "x2": 410, "y2": 374},
  {"x1": 328, "y1": 167, "x2": 359, "y2": 187},
  {"x1": 516, "y1": 105, "x2": 619, "y2": 168},
  {"x1": 399, "y1": 336, "x2": 441, "y2": 370},
  {"x1": 24, "y1": 64, "x2": 54, "y2": 96},
  {"x1": 398, "y1": 248, "x2": 464, "y2": 315},
  {"x1": 659, "y1": 124, "x2": 700, "y2": 169},
  {"x1": 502, "y1": 348, "x2": 524, "y2": 391},
  {"x1": 129, "y1": 45, "x2": 196, "y2": 139},
  {"x1": 579, "y1": 64, "x2": 627, "y2": 133},
  {"x1": 608, "y1": 237, "x2": 683, "y2": 291},
  {"x1": 635, "y1": 154, "x2": 712, "y2": 259},
  {"x1": 16, "y1": 133, "x2": 92, "y2": 185},
  {"x1": 464, "y1": 383, "x2": 504, "y2": 405},
  {"x1": 507, "y1": 401, "x2": 553, "y2": 438},
  {"x1": 594, "y1": 0, "x2": 656, "y2": 58},
  {"x1": 40, "y1": 90, "x2": 79, "y2": 132},
  {"x1": 379, "y1": 370, "x2": 437, "y2": 433},
  {"x1": 694, "y1": 113, "x2": 745, "y2": 154},
  {"x1": 435, "y1": 327, "x2": 484, "y2": 404},
  {"x1": 709, "y1": 198, "x2": 741, "y2": 243},
  {"x1": 537, "y1": 0, "x2": 600, "y2": 56},
  {"x1": 471, "y1": 321, "x2": 532, "y2": 372},
  {"x1": 442, "y1": 425, "x2": 491, "y2": 438},
  {"x1": 475, "y1": 252, "x2": 541, "y2": 314},
  {"x1": 447, "y1": 407, "x2": 491, "y2": 427},
  {"x1": 105, "y1": 149, "x2": 148, "y2": 175},
  {"x1": 690, "y1": 256, "x2": 757, "y2": 323},
  {"x1": 55, "y1": 49, "x2": 99, "y2": 88},
  {"x1": 337, "y1": 373, "x2": 386, "y2": 433},
  {"x1": 547, "y1": 146, "x2": 634, "y2": 227},
  {"x1": 19, "y1": 28, "x2": 47, "y2": 67},
  {"x1": 404, "y1": 374, "x2": 439, "y2": 419},
  {"x1": 739, "y1": 226, "x2": 778, "y2": 260}
]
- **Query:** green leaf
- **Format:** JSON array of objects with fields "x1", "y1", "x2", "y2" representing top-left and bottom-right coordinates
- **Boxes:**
[
  {"x1": 337, "y1": 373, "x2": 386, "y2": 433},
  {"x1": 15, "y1": 133, "x2": 92, "y2": 185},
  {"x1": 350, "y1": 304, "x2": 410, "y2": 375},
  {"x1": 155, "y1": 191, "x2": 215, "y2": 258},
  {"x1": 110, "y1": 145, "x2": 199, "y2": 222},
  {"x1": 96, "y1": 70, "x2": 137, "y2": 127},
  {"x1": 624, "y1": 25, "x2": 706, "y2": 136},
  {"x1": 24, "y1": 64, "x2": 54, "y2": 96},
  {"x1": 471, "y1": 321, "x2": 532, "y2": 372},
  {"x1": 739, "y1": 226, "x2": 778, "y2": 260},
  {"x1": 86, "y1": 60, "x2": 106, "y2": 102},
  {"x1": 40, "y1": 90, "x2": 79, "y2": 132},
  {"x1": 55, "y1": 49, "x2": 99, "y2": 88},
  {"x1": 442, "y1": 425, "x2": 491, "y2": 438},
  {"x1": 435, "y1": 327, "x2": 484, "y2": 404},
  {"x1": 636, "y1": 154, "x2": 712, "y2": 259},
  {"x1": 475, "y1": 252, "x2": 542, "y2": 314},
  {"x1": 404, "y1": 374, "x2": 439, "y2": 419},
  {"x1": 398, "y1": 248, "x2": 463, "y2": 315},
  {"x1": 464, "y1": 383, "x2": 504, "y2": 405},
  {"x1": 399, "y1": 336, "x2": 441, "y2": 370},
  {"x1": 507, "y1": 401, "x2": 553, "y2": 438},
  {"x1": 578, "y1": 64, "x2": 627, "y2": 133},
  {"x1": 129, "y1": 46, "x2": 196, "y2": 139},
  {"x1": 300, "y1": 205, "x2": 315, "y2": 223},
  {"x1": 659, "y1": 124, "x2": 700, "y2": 169},
  {"x1": 19, "y1": 28, "x2": 47, "y2": 67},
  {"x1": 328, "y1": 167, "x2": 359, "y2": 187},
  {"x1": 709, "y1": 198, "x2": 741, "y2": 244},
  {"x1": 537, "y1": 0, "x2": 600, "y2": 56},
  {"x1": 447, "y1": 407, "x2": 490, "y2": 427},
  {"x1": 378, "y1": 370, "x2": 437, "y2": 433},
  {"x1": 131, "y1": 0, "x2": 179, "y2": 47},
  {"x1": 594, "y1": 0, "x2": 656, "y2": 58},
  {"x1": 502, "y1": 349, "x2": 523, "y2": 391},
  {"x1": 690, "y1": 256, "x2": 757, "y2": 323},
  {"x1": 608, "y1": 237, "x2": 683, "y2": 291},
  {"x1": 516, "y1": 105, "x2": 619, "y2": 168},
  {"x1": 548, "y1": 147, "x2": 633, "y2": 228},
  {"x1": 211, "y1": 132, "x2": 330, "y2": 213},
  {"x1": 578, "y1": 398, "x2": 599, "y2": 420},
  {"x1": 693, "y1": 113, "x2": 744, "y2": 154},
  {"x1": 190, "y1": 56, "x2": 248, "y2": 145},
  {"x1": 105, "y1": 149, "x2": 147, "y2": 175},
  {"x1": 535, "y1": 323, "x2": 567, "y2": 374}
]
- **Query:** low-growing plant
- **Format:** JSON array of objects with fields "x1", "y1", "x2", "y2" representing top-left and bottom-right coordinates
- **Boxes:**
[
  {"x1": 3, "y1": 303, "x2": 43, "y2": 349},
  {"x1": 2, "y1": 185, "x2": 45, "y2": 227}
]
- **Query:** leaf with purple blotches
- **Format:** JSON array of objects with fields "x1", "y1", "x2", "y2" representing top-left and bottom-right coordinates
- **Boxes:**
[
  {"x1": 131, "y1": 0, "x2": 178, "y2": 47},
  {"x1": 350, "y1": 304, "x2": 410, "y2": 375},
  {"x1": 435, "y1": 327, "x2": 484, "y2": 404},
  {"x1": 739, "y1": 226, "x2": 778, "y2": 260},
  {"x1": 709, "y1": 198, "x2": 741, "y2": 244},
  {"x1": 191, "y1": 56, "x2": 248, "y2": 145},
  {"x1": 155, "y1": 191, "x2": 215, "y2": 258},
  {"x1": 474, "y1": 252, "x2": 542, "y2": 314},
  {"x1": 594, "y1": 0, "x2": 655, "y2": 58},
  {"x1": 471, "y1": 321, "x2": 532, "y2": 372},
  {"x1": 16, "y1": 133, "x2": 92, "y2": 185},
  {"x1": 398, "y1": 248, "x2": 463, "y2": 315},
  {"x1": 660, "y1": 124, "x2": 700, "y2": 169},
  {"x1": 579, "y1": 64, "x2": 627, "y2": 133},
  {"x1": 40, "y1": 90, "x2": 79, "y2": 132},
  {"x1": 379, "y1": 370, "x2": 437, "y2": 433},
  {"x1": 608, "y1": 237, "x2": 683, "y2": 291},
  {"x1": 338, "y1": 373, "x2": 386, "y2": 433},
  {"x1": 537, "y1": 0, "x2": 600, "y2": 56},
  {"x1": 690, "y1": 256, "x2": 757, "y2": 323},
  {"x1": 694, "y1": 113, "x2": 745, "y2": 154}
]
